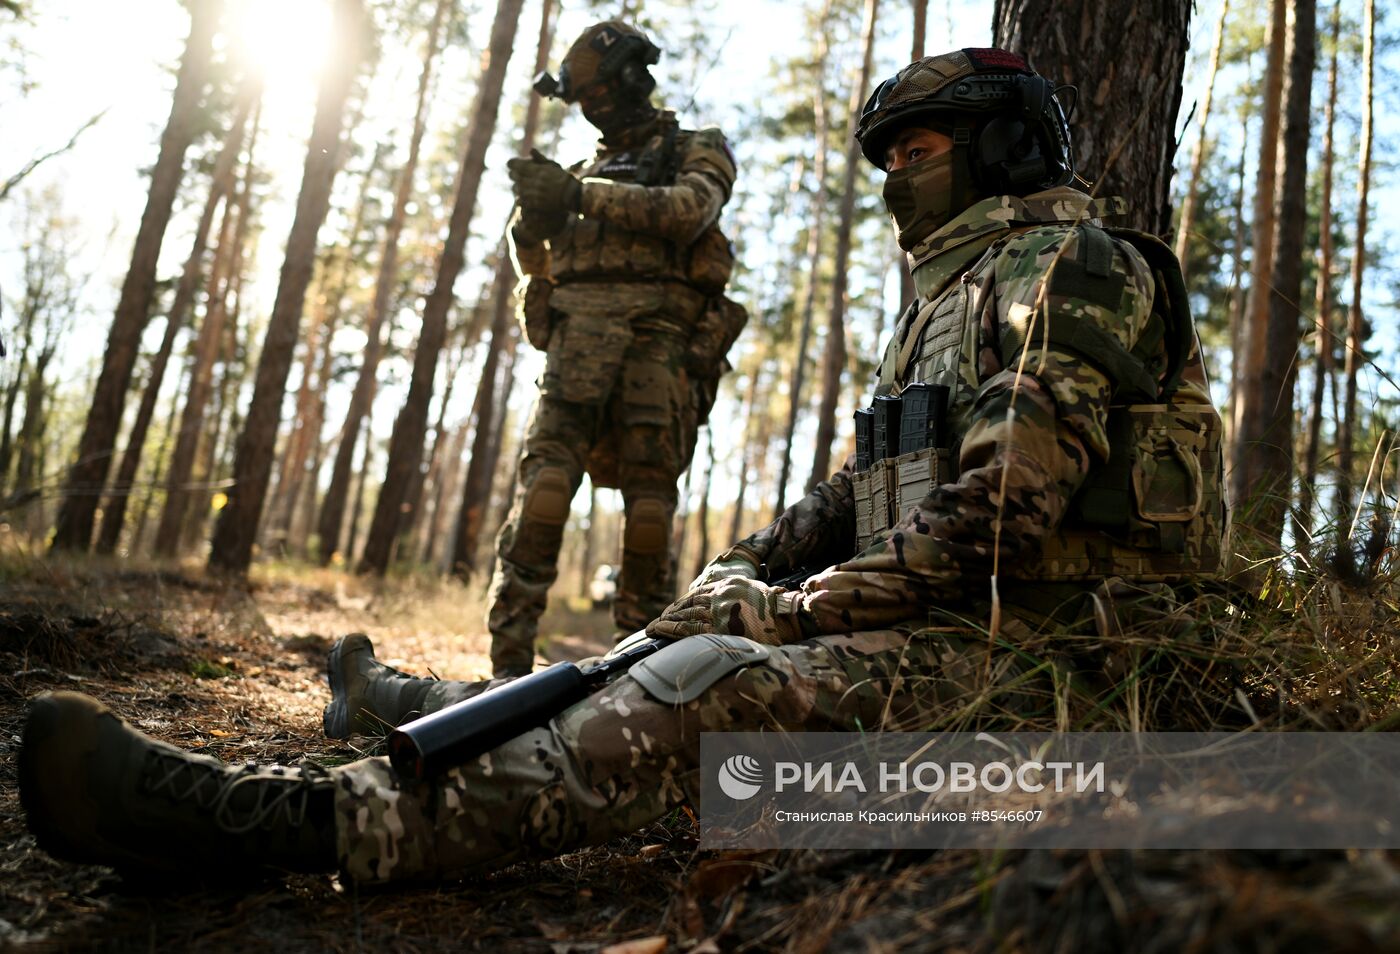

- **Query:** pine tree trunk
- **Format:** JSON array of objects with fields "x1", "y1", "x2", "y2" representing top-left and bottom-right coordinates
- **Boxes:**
[
  {"x1": 13, "y1": 342, "x2": 55, "y2": 501},
  {"x1": 419, "y1": 418, "x2": 469, "y2": 565},
  {"x1": 0, "y1": 301, "x2": 39, "y2": 493},
  {"x1": 899, "y1": 0, "x2": 925, "y2": 308},
  {"x1": 1228, "y1": 0, "x2": 1289, "y2": 530},
  {"x1": 51, "y1": 1, "x2": 217, "y2": 551},
  {"x1": 729, "y1": 359, "x2": 766, "y2": 544},
  {"x1": 267, "y1": 144, "x2": 382, "y2": 555},
  {"x1": 774, "y1": 0, "x2": 830, "y2": 514},
  {"x1": 1240, "y1": 0, "x2": 1316, "y2": 549},
  {"x1": 1173, "y1": 0, "x2": 1229, "y2": 277},
  {"x1": 692, "y1": 428, "x2": 715, "y2": 581},
  {"x1": 1299, "y1": 0, "x2": 1342, "y2": 551},
  {"x1": 208, "y1": 0, "x2": 363, "y2": 575},
  {"x1": 992, "y1": 0, "x2": 1191, "y2": 236},
  {"x1": 397, "y1": 331, "x2": 468, "y2": 565},
  {"x1": 357, "y1": 0, "x2": 525, "y2": 575},
  {"x1": 1224, "y1": 112, "x2": 1250, "y2": 447},
  {"x1": 451, "y1": 269, "x2": 514, "y2": 581},
  {"x1": 316, "y1": 6, "x2": 451, "y2": 566},
  {"x1": 155, "y1": 109, "x2": 261, "y2": 556},
  {"x1": 345, "y1": 384, "x2": 378, "y2": 565},
  {"x1": 578, "y1": 485, "x2": 597, "y2": 597},
  {"x1": 96, "y1": 87, "x2": 257, "y2": 555},
  {"x1": 1336, "y1": 0, "x2": 1375, "y2": 537},
  {"x1": 808, "y1": 0, "x2": 878, "y2": 492}
]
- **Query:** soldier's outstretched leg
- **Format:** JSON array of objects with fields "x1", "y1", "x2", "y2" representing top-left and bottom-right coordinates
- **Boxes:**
[
  {"x1": 487, "y1": 395, "x2": 598, "y2": 677},
  {"x1": 334, "y1": 624, "x2": 1030, "y2": 882},
  {"x1": 20, "y1": 625, "x2": 1033, "y2": 880}
]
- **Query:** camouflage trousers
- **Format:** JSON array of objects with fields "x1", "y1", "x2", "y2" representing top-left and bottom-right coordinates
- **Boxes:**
[
  {"x1": 330, "y1": 621, "x2": 1046, "y2": 884},
  {"x1": 487, "y1": 283, "x2": 706, "y2": 676}
]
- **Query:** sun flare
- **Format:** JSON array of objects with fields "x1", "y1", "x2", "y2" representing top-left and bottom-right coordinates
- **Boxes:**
[{"x1": 226, "y1": 0, "x2": 333, "y2": 96}]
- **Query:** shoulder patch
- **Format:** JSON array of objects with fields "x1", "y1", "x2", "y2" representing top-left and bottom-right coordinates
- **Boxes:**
[{"x1": 690, "y1": 126, "x2": 735, "y2": 165}]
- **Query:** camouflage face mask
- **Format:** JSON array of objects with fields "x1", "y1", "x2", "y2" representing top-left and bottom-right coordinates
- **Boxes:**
[{"x1": 882, "y1": 152, "x2": 968, "y2": 251}]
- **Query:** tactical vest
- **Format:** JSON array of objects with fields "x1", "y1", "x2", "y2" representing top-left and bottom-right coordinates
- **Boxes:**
[
  {"x1": 852, "y1": 224, "x2": 1226, "y2": 584},
  {"x1": 549, "y1": 116, "x2": 734, "y2": 294}
]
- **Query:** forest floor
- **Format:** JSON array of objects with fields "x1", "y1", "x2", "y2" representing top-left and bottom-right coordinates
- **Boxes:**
[{"x1": 4, "y1": 533, "x2": 1400, "y2": 952}]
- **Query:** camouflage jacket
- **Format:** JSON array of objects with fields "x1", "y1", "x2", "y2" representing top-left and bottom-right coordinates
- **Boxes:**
[
  {"x1": 724, "y1": 187, "x2": 1224, "y2": 635},
  {"x1": 511, "y1": 111, "x2": 737, "y2": 288}
]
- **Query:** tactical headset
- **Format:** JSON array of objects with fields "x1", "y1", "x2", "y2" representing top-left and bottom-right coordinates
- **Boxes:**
[{"x1": 857, "y1": 49, "x2": 1076, "y2": 196}]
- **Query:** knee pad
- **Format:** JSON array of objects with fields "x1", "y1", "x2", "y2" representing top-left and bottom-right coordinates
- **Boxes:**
[
  {"x1": 630, "y1": 634, "x2": 773, "y2": 704},
  {"x1": 623, "y1": 497, "x2": 671, "y2": 555},
  {"x1": 521, "y1": 466, "x2": 572, "y2": 526}
]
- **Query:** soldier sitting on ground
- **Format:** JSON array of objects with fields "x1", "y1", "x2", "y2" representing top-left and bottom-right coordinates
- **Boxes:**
[{"x1": 20, "y1": 49, "x2": 1225, "y2": 884}]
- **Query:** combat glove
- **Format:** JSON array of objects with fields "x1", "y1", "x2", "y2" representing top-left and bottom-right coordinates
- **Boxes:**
[
  {"x1": 688, "y1": 551, "x2": 759, "y2": 592},
  {"x1": 647, "y1": 577, "x2": 815, "y2": 645},
  {"x1": 508, "y1": 151, "x2": 582, "y2": 217}
]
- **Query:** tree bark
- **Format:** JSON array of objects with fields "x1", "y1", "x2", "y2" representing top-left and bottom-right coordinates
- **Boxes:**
[
  {"x1": 1299, "y1": 0, "x2": 1342, "y2": 552},
  {"x1": 1172, "y1": 0, "x2": 1229, "y2": 277},
  {"x1": 208, "y1": 0, "x2": 364, "y2": 575},
  {"x1": 316, "y1": 0, "x2": 451, "y2": 566},
  {"x1": 96, "y1": 84, "x2": 257, "y2": 555},
  {"x1": 357, "y1": 0, "x2": 526, "y2": 575},
  {"x1": 1236, "y1": 0, "x2": 1316, "y2": 550},
  {"x1": 808, "y1": 0, "x2": 877, "y2": 492},
  {"x1": 774, "y1": 0, "x2": 830, "y2": 514},
  {"x1": 992, "y1": 0, "x2": 1191, "y2": 236},
  {"x1": 50, "y1": 0, "x2": 217, "y2": 551},
  {"x1": 1336, "y1": 0, "x2": 1375, "y2": 539},
  {"x1": 1228, "y1": 0, "x2": 1289, "y2": 528}
]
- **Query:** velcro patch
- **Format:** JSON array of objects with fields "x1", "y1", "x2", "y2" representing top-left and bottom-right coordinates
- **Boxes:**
[{"x1": 963, "y1": 48, "x2": 1028, "y2": 72}]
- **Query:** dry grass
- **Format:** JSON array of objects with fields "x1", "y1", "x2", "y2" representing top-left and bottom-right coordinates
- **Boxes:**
[{"x1": 3, "y1": 523, "x2": 1400, "y2": 951}]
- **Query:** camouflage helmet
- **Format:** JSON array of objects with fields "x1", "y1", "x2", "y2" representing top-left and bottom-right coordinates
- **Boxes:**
[
  {"x1": 855, "y1": 48, "x2": 1074, "y2": 194},
  {"x1": 533, "y1": 21, "x2": 661, "y2": 103}
]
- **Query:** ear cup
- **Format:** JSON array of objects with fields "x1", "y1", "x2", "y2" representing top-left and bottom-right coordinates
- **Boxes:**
[
  {"x1": 618, "y1": 61, "x2": 656, "y2": 100},
  {"x1": 972, "y1": 115, "x2": 1050, "y2": 193}
]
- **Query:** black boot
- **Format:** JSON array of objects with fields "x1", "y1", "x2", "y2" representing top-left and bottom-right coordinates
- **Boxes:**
[
  {"x1": 20, "y1": 692, "x2": 337, "y2": 877},
  {"x1": 323, "y1": 633, "x2": 455, "y2": 738}
]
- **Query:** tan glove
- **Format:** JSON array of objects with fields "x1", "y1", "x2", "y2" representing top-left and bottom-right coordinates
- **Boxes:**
[
  {"x1": 687, "y1": 551, "x2": 759, "y2": 592},
  {"x1": 646, "y1": 577, "x2": 814, "y2": 645}
]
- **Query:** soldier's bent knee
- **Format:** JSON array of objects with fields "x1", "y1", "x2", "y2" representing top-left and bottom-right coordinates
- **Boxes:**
[
  {"x1": 623, "y1": 497, "x2": 671, "y2": 555},
  {"x1": 521, "y1": 466, "x2": 572, "y2": 526},
  {"x1": 630, "y1": 634, "x2": 773, "y2": 704}
]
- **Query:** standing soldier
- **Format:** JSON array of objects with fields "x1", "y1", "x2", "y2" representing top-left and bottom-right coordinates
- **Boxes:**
[
  {"x1": 21, "y1": 50, "x2": 1226, "y2": 883},
  {"x1": 489, "y1": 20, "x2": 742, "y2": 676}
]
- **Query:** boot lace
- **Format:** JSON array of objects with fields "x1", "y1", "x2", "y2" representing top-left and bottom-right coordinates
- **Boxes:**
[{"x1": 143, "y1": 752, "x2": 331, "y2": 835}]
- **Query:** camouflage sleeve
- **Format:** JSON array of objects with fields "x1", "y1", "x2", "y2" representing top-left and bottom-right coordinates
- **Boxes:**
[
  {"x1": 506, "y1": 207, "x2": 551, "y2": 278},
  {"x1": 577, "y1": 127, "x2": 736, "y2": 245},
  {"x1": 798, "y1": 226, "x2": 1156, "y2": 633},
  {"x1": 720, "y1": 457, "x2": 858, "y2": 583}
]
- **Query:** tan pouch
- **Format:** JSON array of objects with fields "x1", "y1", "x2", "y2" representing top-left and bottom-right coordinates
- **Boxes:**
[
  {"x1": 684, "y1": 226, "x2": 735, "y2": 296},
  {"x1": 519, "y1": 278, "x2": 555, "y2": 351}
]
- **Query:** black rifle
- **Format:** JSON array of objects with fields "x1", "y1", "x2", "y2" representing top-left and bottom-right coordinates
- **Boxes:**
[{"x1": 388, "y1": 568, "x2": 812, "y2": 780}]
